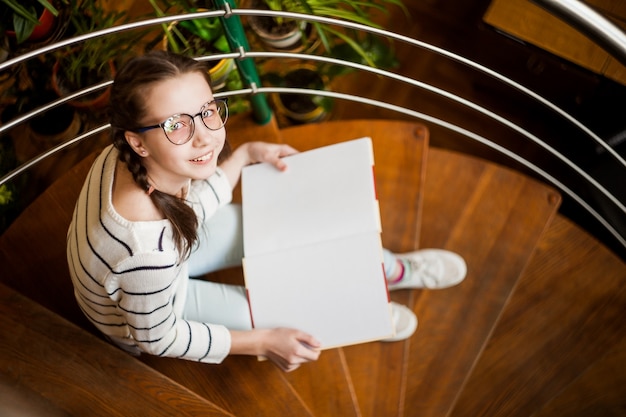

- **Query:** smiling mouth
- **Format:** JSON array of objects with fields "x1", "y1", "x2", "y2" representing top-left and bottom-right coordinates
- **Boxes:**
[{"x1": 190, "y1": 151, "x2": 213, "y2": 162}]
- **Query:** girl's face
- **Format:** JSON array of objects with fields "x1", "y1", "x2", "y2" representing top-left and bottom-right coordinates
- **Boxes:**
[{"x1": 126, "y1": 72, "x2": 226, "y2": 193}]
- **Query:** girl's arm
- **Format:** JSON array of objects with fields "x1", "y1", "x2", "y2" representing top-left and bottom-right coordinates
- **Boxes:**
[{"x1": 219, "y1": 142, "x2": 298, "y2": 188}]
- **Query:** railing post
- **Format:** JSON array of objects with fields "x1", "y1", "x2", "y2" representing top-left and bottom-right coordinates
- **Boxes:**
[{"x1": 214, "y1": 0, "x2": 272, "y2": 124}]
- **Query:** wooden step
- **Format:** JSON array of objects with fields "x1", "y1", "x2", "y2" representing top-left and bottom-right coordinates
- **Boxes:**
[
  {"x1": 401, "y1": 147, "x2": 562, "y2": 417},
  {"x1": 452, "y1": 214, "x2": 626, "y2": 417},
  {"x1": 0, "y1": 282, "x2": 231, "y2": 416},
  {"x1": 0, "y1": 150, "x2": 98, "y2": 330}
]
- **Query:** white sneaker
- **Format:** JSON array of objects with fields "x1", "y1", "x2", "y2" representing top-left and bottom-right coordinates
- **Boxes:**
[
  {"x1": 388, "y1": 249, "x2": 467, "y2": 290},
  {"x1": 382, "y1": 302, "x2": 418, "y2": 342}
]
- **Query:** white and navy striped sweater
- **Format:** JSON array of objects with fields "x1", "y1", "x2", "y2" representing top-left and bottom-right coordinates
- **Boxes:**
[{"x1": 67, "y1": 145, "x2": 233, "y2": 363}]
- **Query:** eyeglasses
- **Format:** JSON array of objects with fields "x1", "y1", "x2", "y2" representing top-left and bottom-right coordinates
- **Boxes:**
[{"x1": 134, "y1": 98, "x2": 228, "y2": 145}]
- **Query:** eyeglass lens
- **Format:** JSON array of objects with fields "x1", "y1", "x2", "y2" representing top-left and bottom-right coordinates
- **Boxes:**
[{"x1": 163, "y1": 100, "x2": 228, "y2": 144}]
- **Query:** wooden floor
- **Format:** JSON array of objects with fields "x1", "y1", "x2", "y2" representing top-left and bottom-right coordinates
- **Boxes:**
[{"x1": 0, "y1": 115, "x2": 625, "y2": 416}]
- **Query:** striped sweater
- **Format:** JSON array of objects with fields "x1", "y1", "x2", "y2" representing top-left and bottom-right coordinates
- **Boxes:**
[{"x1": 67, "y1": 145, "x2": 233, "y2": 363}]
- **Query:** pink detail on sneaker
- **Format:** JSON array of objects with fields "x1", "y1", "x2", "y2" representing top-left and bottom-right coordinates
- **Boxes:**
[{"x1": 388, "y1": 260, "x2": 405, "y2": 284}]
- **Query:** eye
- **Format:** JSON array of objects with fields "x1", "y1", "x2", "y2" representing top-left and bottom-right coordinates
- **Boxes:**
[
  {"x1": 201, "y1": 107, "x2": 215, "y2": 119},
  {"x1": 163, "y1": 116, "x2": 187, "y2": 133}
]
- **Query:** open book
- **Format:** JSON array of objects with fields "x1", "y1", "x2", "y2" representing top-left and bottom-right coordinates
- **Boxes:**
[{"x1": 241, "y1": 138, "x2": 394, "y2": 349}]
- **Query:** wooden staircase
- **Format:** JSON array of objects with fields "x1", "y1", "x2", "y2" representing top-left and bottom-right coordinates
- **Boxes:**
[{"x1": 1, "y1": 116, "x2": 625, "y2": 416}]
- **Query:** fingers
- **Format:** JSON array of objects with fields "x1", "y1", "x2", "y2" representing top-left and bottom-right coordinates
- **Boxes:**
[
  {"x1": 266, "y1": 144, "x2": 297, "y2": 171},
  {"x1": 265, "y1": 328, "x2": 322, "y2": 372},
  {"x1": 285, "y1": 364, "x2": 301, "y2": 372},
  {"x1": 298, "y1": 332, "x2": 322, "y2": 350},
  {"x1": 249, "y1": 143, "x2": 298, "y2": 171},
  {"x1": 271, "y1": 156, "x2": 288, "y2": 172},
  {"x1": 296, "y1": 335, "x2": 322, "y2": 362}
]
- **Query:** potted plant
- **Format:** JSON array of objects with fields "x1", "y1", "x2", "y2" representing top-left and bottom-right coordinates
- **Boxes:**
[
  {"x1": 0, "y1": 0, "x2": 67, "y2": 46},
  {"x1": 247, "y1": 0, "x2": 408, "y2": 67},
  {"x1": 14, "y1": 56, "x2": 82, "y2": 141},
  {"x1": 52, "y1": 0, "x2": 144, "y2": 111},
  {"x1": 246, "y1": 0, "x2": 315, "y2": 52},
  {"x1": 264, "y1": 63, "x2": 332, "y2": 124}
]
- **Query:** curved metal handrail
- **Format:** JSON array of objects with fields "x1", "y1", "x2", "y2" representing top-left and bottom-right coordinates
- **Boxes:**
[
  {"x1": 0, "y1": 6, "x2": 624, "y2": 253},
  {"x1": 1, "y1": 9, "x2": 623, "y2": 168}
]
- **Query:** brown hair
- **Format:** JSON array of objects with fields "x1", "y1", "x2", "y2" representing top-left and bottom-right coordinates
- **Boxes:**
[{"x1": 109, "y1": 50, "x2": 230, "y2": 261}]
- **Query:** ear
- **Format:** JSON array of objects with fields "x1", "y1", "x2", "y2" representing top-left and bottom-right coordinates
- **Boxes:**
[{"x1": 125, "y1": 131, "x2": 149, "y2": 157}]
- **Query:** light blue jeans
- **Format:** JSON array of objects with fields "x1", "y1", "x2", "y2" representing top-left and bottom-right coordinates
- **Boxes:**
[{"x1": 184, "y1": 204, "x2": 398, "y2": 330}]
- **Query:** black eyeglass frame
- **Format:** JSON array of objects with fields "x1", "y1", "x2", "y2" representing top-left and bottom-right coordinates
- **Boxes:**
[{"x1": 133, "y1": 98, "x2": 229, "y2": 145}]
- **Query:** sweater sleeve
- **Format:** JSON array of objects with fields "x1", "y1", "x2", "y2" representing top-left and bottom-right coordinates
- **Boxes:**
[{"x1": 104, "y1": 252, "x2": 231, "y2": 363}]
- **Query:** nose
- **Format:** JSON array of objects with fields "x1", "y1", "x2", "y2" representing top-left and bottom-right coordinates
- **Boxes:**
[{"x1": 192, "y1": 116, "x2": 222, "y2": 147}]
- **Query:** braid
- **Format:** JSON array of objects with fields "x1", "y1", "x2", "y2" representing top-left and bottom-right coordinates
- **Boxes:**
[
  {"x1": 118, "y1": 143, "x2": 148, "y2": 191},
  {"x1": 114, "y1": 134, "x2": 199, "y2": 260},
  {"x1": 109, "y1": 51, "x2": 213, "y2": 261}
]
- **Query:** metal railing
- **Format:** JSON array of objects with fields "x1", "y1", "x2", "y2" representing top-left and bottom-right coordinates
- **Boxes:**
[{"x1": 0, "y1": 1, "x2": 624, "y2": 256}]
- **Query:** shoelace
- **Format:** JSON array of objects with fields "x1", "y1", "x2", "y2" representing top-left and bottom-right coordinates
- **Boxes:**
[{"x1": 403, "y1": 257, "x2": 442, "y2": 288}]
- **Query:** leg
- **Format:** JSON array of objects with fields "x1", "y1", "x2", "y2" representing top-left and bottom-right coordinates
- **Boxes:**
[
  {"x1": 183, "y1": 278, "x2": 252, "y2": 330},
  {"x1": 185, "y1": 204, "x2": 251, "y2": 329},
  {"x1": 188, "y1": 204, "x2": 244, "y2": 277}
]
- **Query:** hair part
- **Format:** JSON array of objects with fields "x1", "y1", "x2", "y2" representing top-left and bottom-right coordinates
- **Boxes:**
[{"x1": 109, "y1": 51, "x2": 230, "y2": 261}]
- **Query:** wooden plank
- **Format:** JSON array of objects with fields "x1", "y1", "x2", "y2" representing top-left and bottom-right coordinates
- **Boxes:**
[
  {"x1": 0, "y1": 282, "x2": 230, "y2": 417},
  {"x1": 403, "y1": 148, "x2": 562, "y2": 417},
  {"x1": 452, "y1": 215, "x2": 626, "y2": 417},
  {"x1": 0, "y1": 151, "x2": 97, "y2": 328},
  {"x1": 140, "y1": 354, "x2": 314, "y2": 417},
  {"x1": 283, "y1": 349, "x2": 359, "y2": 417},
  {"x1": 535, "y1": 339, "x2": 626, "y2": 417},
  {"x1": 343, "y1": 289, "x2": 416, "y2": 417},
  {"x1": 278, "y1": 119, "x2": 428, "y2": 417}
]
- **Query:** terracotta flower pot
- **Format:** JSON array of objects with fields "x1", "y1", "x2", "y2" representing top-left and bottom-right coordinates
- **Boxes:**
[
  {"x1": 6, "y1": 7, "x2": 56, "y2": 43},
  {"x1": 51, "y1": 58, "x2": 115, "y2": 110}
]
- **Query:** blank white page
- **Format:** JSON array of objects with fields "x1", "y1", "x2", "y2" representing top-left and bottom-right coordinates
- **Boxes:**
[
  {"x1": 241, "y1": 137, "x2": 393, "y2": 349},
  {"x1": 242, "y1": 137, "x2": 380, "y2": 258},
  {"x1": 243, "y1": 232, "x2": 393, "y2": 349}
]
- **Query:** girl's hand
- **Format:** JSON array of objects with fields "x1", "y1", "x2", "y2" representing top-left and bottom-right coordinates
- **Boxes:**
[
  {"x1": 244, "y1": 142, "x2": 298, "y2": 172},
  {"x1": 220, "y1": 142, "x2": 298, "y2": 188},
  {"x1": 230, "y1": 328, "x2": 322, "y2": 372},
  {"x1": 259, "y1": 328, "x2": 322, "y2": 372}
]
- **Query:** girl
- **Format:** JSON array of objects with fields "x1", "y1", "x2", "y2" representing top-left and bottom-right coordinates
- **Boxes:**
[{"x1": 67, "y1": 51, "x2": 466, "y2": 372}]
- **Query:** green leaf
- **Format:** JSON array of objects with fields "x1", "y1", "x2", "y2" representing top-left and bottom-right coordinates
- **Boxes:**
[
  {"x1": 37, "y1": 0, "x2": 59, "y2": 16},
  {"x1": 3, "y1": 2, "x2": 40, "y2": 24},
  {"x1": 213, "y1": 34, "x2": 230, "y2": 53},
  {"x1": 12, "y1": 13, "x2": 36, "y2": 44}
]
